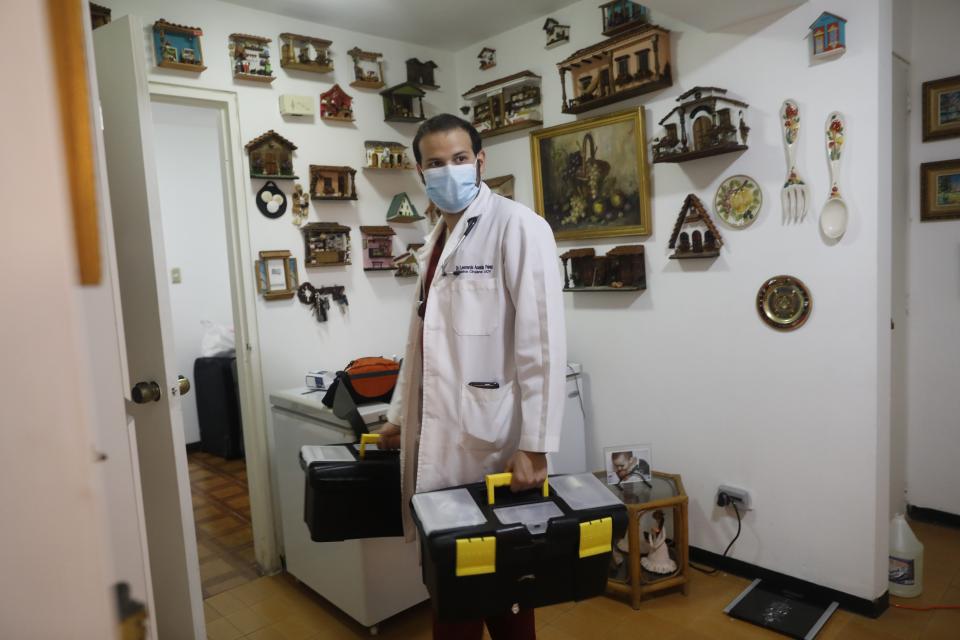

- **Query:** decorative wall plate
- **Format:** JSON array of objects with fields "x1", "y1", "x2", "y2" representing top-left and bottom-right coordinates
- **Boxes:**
[
  {"x1": 256, "y1": 181, "x2": 287, "y2": 219},
  {"x1": 715, "y1": 174, "x2": 762, "y2": 227},
  {"x1": 757, "y1": 275, "x2": 811, "y2": 331}
]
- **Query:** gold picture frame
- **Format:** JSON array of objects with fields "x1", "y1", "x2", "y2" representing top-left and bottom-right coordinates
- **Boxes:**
[
  {"x1": 920, "y1": 158, "x2": 960, "y2": 222},
  {"x1": 922, "y1": 74, "x2": 960, "y2": 142},
  {"x1": 531, "y1": 107, "x2": 651, "y2": 240},
  {"x1": 255, "y1": 250, "x2": 299, "y2": 299}
]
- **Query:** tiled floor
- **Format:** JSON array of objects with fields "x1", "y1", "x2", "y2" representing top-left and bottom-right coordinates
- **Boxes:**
[
  {"x1": 189, "y1": 450, "x2": 260, "y2": 598},
  {"x1": 203, "y1": 518, "x2": 960, "y2": 640}
]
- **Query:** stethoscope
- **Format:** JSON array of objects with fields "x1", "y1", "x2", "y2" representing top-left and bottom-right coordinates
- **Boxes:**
[{"x1": 418, "y1": 214, "x2": 481, "y2": 318}]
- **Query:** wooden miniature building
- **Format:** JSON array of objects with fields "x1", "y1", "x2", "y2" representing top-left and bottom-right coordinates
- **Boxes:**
[
  {"x1": 153, "y1": 19, "x2": 206, "y2": 72},
  {"x1": 557, "y1": 24, "x2": 671, "y2": 114},
  {"x1": 386, "y1": 193, "x2": 424, "y2": 223},
  {"x1": 301, "y1": 222, "x2": 351, "y2": 267},
  {"x1": 230, "y1": 33, "x2": 274, "y2": 82},
  {"x1": 484, "y1": 175, "x2": 515, "y2": 200},
  {"x1": 319, "y1": 85, "x2": 354, "y2": 122},
  {"x1": 668, "y1": 194, "x2": 723, "y2": 259},
  {"x1": 809, "y1": 12, "x2": 847, "y2": 58},
  {"x1": 380, "y1": 83, "x2": 426, "y2": 122},
  {"x1": 245, "y1": 130, "x2": 297, "y2": 180},
  {"x1": 309, "y1": 165, "x2": 357, "y2": 200},
  {"x1": 462, "y1": 71, "x2": 543, "y2": 138},
  {"x1": 279, "y1": 33, "x2": 333, "y2": 72},
  {"x1": 393, "y1": 244, "x2": 423, "y2": 278},
  {"x1": 600, "y1": 0, "x2": 650, "y2": 37},
  {"x1": 359, "y1": 226, "x2": 397, "y2": 271},
  {"x1": 478, "y1": 47, "x2": 497, "y2": 71},
  {"x1": 364, "y1": 141, "x2": 412, "y2": 169},
  {"x1": 652, "y1": 86, "x2": 749, "y2": 163},
  {"x1": 348, "y1": 47, "x2": 385, "y2": 88},
  {"x1": 90, "y1": 3, "x2": 111, "y2": 29},
  {"x1": 406, "y1": 59, "x2": 439, "y2": 89},
  {"x1": 543, "y1": 18, "x2": 571, "y2": 47},
  {"x1": 560, "y1": 245, "x2": 646, "y2": 291}
]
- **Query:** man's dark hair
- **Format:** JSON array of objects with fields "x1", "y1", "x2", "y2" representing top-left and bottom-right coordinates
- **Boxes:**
[{"x1": 412, "y1": 114, "x2": 483, "y2": 165}]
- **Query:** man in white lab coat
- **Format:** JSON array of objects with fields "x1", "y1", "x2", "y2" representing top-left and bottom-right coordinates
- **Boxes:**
[{"x1": 378, "y1": 114, "x2": 566, "y2": 639}]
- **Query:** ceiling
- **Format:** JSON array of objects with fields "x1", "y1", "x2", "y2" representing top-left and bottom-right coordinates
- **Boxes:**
[{"x1": 218, "y1": 0, "x2": 582, "y2": 51}]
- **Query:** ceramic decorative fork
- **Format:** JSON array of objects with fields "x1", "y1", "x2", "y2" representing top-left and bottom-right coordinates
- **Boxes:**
[{"x1": 780, "y1": 99, "x2": 808, "y2": 223}]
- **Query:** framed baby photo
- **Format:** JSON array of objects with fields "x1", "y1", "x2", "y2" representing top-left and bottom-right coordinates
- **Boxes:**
[
  {"x1": 921, "y1": 159, "x2": 960, "y2": 221},
  {"x1": 603, "y1": 445, "x2": 652, "y2": 486},
  {"x1": 922, "y1": 74, "x2": 960, "y2": 142},
  {"x1": 255, "y1": 250, "x2": 299, "y2": 299}
]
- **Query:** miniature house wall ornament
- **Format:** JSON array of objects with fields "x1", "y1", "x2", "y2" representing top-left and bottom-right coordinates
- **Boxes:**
[
  {"x1": 393, "y1": 243, "x2": 423, "y2": 278},
  {"x1": 90, "y1": 3, "x2": 111, "y2": 29},
  {"x1": 557, "y1": 23, "x2": 671, "y2": 114},
  {"x1": 229, "y1": 33, "x2": 275, "y2": 82},
  {"x1": 386, "y1": 193, "x2": 424, "y2": 223},
  {"x1": 380, "y1": 83, "x2": 426, "y2": 122},
  {"x1": 462, "y1": 71, "x2": 543, "y2": 138},
  {"x1": 652, "y1": 87, "x2": 749, "y2": 163},
  {"x1": 301, "y1": 222, "x2": 351, "y2": 266},
  {"x1": 153, "y1": 19, "x2": 206, "y2": 73},
  {"x1": 406, "y1": 58, "x2": 439, "y2": 89},
  {"x1": 809, "y1": 12, "x2": 846, "y2": 59},
  {"x1": 319, "y1": 85, "x2": 354, "y2": 122},
  {"x1": 279, "y1": 33, "x2": 333, "y2": 73},
  {"x1": 245, "y1": 130, "x2": 298, "y2": 180},
  {"x1": 484, "y1": 175, "x2": 515, "y2": 200},
  {"x1": 560, "y1": 245, "x2": 646, "y2": 291},
  {"x1": 600, "y1": 0, "x2": 650, "y2": 37},
  {"x1": 348, "y1": 47, "x2": 385, "y2": 89},
  {"x1": 291, "y1": 183, "x2": 309, "y2": 226},
  {"x1": 364, "y1": 141, "x2": 413, "y2": 169},
  {"x1": 359, "y1": 226, "x2": 397, "y2": 271},
  {"x1": 543, "y1": 18, "x2": 570, "y2": 48},
  {"x1": 668, "y1": 194, "x2": 723, "y2": 259},
  {"x1": 309, "y1": 165, "x2": 358, "y2": 200},
  {"x1": 478, "y1": 47, "x2": 496, "y2": 71}
]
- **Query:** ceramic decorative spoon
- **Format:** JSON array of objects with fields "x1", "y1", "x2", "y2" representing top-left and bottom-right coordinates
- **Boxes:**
[{"x1": 819, "y1": 111, "x2": 848, "y2": 240}]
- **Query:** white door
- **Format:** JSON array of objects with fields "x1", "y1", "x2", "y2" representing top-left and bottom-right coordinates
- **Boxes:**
[{"x1": 93, "y1": 16, "x2": 204, "y2": 640}]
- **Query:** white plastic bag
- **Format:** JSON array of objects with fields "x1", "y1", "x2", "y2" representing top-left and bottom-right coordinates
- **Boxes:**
[{"x1": 200, "y1": 320, "x2": 235, "y2": 357}]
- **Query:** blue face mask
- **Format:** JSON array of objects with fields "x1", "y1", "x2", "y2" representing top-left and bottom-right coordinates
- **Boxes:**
[{"x1": 423, "y1": 162, "x2": 480, "y2": 213}]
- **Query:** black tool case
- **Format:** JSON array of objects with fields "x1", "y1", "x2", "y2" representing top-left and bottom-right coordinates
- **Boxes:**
[
  {"x1": 411, "y1": 472, "x2": 627, "y2": 621},
  {"x1": 299, "y1": 434, "x2": 403, "y2": 542}
]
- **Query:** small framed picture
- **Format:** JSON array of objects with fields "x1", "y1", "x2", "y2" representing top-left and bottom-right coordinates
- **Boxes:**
[
  {"x1": 922, "y1": 74, "x2": 960, "y2": 142},
  {"x1": 920, "y1": 158, "x2": 960, "y2": 222},
  {"x1": 255, "y1": 250, "x2": 298, "y2": 299},
  {"x1": 603, "y1": 445, "x2": 652, "y2": 486}
]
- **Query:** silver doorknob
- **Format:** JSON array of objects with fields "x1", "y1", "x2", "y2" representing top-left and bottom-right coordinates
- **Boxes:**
[
  {"x1": 131, "y1": 381, "x2": 162, "y2": 404},
  {"x1": 178, "y1": 375, "x2": 190, "y2": 396}
]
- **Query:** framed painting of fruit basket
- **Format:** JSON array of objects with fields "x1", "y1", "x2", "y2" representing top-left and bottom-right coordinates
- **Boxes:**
[{"x1": 531, "y1": 107, "x2": 651, "y2": 239}]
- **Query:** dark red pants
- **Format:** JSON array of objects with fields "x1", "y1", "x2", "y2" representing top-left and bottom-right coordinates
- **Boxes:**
[{"x1": 432, "y1": 608, "x2": 536, "y2": 640}]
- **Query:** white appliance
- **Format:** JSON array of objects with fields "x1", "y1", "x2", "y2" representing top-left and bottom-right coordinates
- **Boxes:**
[
  {"x1": 552, "y1": 363, "x2": 589, "y2": 474},
  {"x1": 269, "y1": 388, "x2": 428, "y2": 633}
]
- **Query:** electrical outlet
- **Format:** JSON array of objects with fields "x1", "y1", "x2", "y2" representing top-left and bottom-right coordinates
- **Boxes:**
[
  {"x1": 717, "y1": 485, "x2": 751, "y2": 510},
  {"x1": 171, "y1": 267, "x2": 182, "y2": 284}
]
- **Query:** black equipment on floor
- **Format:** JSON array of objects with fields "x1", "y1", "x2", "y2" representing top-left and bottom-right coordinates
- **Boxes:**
[{"x1": 194, "y1": 356, "x2": 244, "y2": 459}]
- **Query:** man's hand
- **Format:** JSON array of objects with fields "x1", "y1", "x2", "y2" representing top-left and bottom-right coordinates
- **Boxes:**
[
  {"x1": 505, "y1": 450, "x2": 548, "y2": 492},
  {"x1": 376, "y1": 422, "x2": 401, "y2": 450}
]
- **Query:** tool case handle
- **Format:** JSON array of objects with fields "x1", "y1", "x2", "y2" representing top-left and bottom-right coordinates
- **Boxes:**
[
  {"x1": 485, "y1": 472, "x2": 549, "y2": 505},
  {"x1": 358, "y1": 433, "x2": 380, "y2": 460}
]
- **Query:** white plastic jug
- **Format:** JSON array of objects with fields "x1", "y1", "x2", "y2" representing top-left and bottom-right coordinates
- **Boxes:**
[{"x1": 889, "y1": 514, "x2": 924, "y2": 598}]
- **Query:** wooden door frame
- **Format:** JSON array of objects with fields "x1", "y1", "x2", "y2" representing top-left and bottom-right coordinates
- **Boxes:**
[{"x1": 148, "y1": 82, "x2": 280, "y2": 574}]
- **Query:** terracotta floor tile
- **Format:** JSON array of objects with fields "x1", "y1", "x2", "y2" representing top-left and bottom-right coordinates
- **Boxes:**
[
  {"x1": 196, "y1": 476, "x2": 234, "y2": 491},
  {"x1": 201, "y1": 558, "x2": 236, "y2": 581},
  {"x1": 200, "y1": 515, "x2": 246, "y2": 536},
  {"x1": 269, "y1": 614, "x2": 319, "y2": 640},
  {"x1": 220, "y1": 527, "x2": 254, "y2": 548},
  {"x1": 212, "y1": 484, "x2": 246, "y2": 500},
  {"x1": 207, "y1": 591, "x2": 248, "y2": 616},
  {"x1": 225, "y1": 607, "x2": 272, "y2": 634},
  {"x1": 246, "y1": 626, "x2": 288, "y2": 640},
  {"x1": 207, "y1": 574, "x2": 254, "y2": 597},
  {"x1": 231, "y1": 577, "x2": 277, "y2": 606},
  {"x1": 205, "y1": 617, "x2": 244, "y2": 640},
  {"x1": 204, "y1": 601, "x2": 222, "y2": 622},
  {"x1": 251, "y1": 595, "x2": 298, "y2": 623}
]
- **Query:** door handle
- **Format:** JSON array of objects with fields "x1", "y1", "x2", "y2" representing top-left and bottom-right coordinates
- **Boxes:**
[
  {"x1": 131, "y1": 381, "x2": 162, "y2": 404},
  {"x1": 178, "y1": 375, "x2": 190, "y2": 396}
]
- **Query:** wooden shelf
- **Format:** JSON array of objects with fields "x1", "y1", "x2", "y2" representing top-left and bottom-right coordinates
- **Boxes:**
[
  {"x1": 250, "y1": 174, "x2": 298, "y2": 180},
  {"x1": 157, "y1": 60, "x2": 206, "y2": 73},
  {"x1": 321, "y1": 115, "x2": 355, "y2": 123},
  {"x1": 479, "y1": 119, "x2": 543, "y2": 140},
  {"x1": 384, "y1": 116, "x2": 426, "y2": 123},
  {"x1": 669, "y1": 249, "x2": 720, "y2": 259},
  {"x1": 234, "y1": 72, "x2": 275, "y2": 83},
  {"x1": 305, "y1": 261, "x2": 351, "y2": 268},
  {"x1": 364, "y1": 266, "x2": 398, "y2": 272},
  {"x1": 351, "y1": 79, "x2": 385, "y2": 89},
  {"x1": 654, "y1": 144, "x2": 747, "y2": 164},
  {"x1": 363, "y1": 166, "x2": 412, "y2": 171},
  {"x1": 311, "y1": 196, "x2": 358, "y2": 201},
  {"x1": 563, "y1": 285, "x2": 643, "y2": 292},
  {"x1": 562, "y1": 77, "x2": 672, "y2": 115},
  {"x1": 387, "y1": 217, "x2": 425, "y2": 224},
  {"x1": 280, "y1": 61, "x2": 333, "y2": 73}
]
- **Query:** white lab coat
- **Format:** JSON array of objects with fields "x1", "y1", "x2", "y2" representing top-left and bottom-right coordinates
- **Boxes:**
[{"x1": 386, "y1": 183, "x2": 567, "y2": 538}]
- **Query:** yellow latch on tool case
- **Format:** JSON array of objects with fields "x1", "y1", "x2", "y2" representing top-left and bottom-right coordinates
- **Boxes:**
[
  {"x1": 358, "y1": 433, "x2": 380, "y2": 460},
  {"x1": 455, "y1": 537, "x2": 496, "y2": 577},
  {"x1": 578, "y1": 517, "x2": 613, "y2": 558}
]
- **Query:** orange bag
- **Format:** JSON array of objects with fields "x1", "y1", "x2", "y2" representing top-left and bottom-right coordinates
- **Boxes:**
[{"x1": 321, "y1": 357, "x2": 400, "y2": 408}]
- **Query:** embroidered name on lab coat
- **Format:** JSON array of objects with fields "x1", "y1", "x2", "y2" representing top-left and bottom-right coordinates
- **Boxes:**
[{"x1": 454, "y1": 264, "x2": 494, "y2": 275}]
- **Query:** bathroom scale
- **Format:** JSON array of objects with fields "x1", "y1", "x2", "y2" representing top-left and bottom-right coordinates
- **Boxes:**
[{"x1": 724, "y1": 579, "x2": 839, "y2": 639}]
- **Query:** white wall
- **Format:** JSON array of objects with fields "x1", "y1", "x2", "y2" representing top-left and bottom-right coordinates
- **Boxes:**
[
  {"x1": 103, "y1": 0, "x2": 458, "y2": 456},
  {"x1": 454, "y1": 0, "x2": 892, "y2": 600},
  {"x1": 153, "y1": 99, "x2": 235, "y2": 445},
  {"x1": 904, "y1": 0, "x2": 960, "y2": 516}
]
